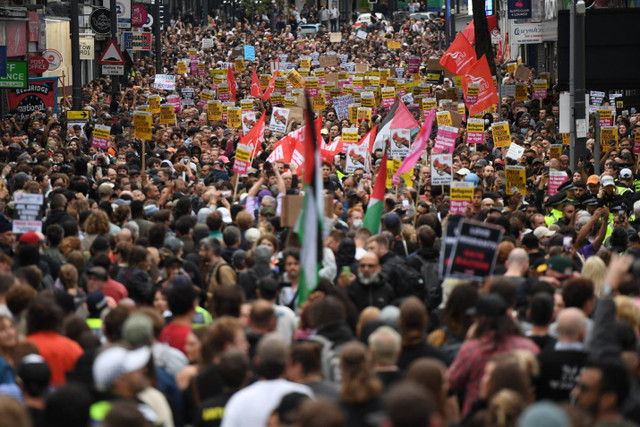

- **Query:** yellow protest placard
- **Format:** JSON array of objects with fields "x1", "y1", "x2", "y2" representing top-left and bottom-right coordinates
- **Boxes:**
[
  {"x1": 286, "y1": 69, "x2": 304, "y2": 89},
  {"x1": 505, "y1": 166, "x2": 526, "y2": 195},
  {"x1": 198, "y1": 62, "x2": 206, "y2": 75},
  {"x1": 299, "y1": 58, "x2": 311, "y2": 69},
  {"x1": 159, "y1": 105, "x2": 176, "y2": 125},
  {"x1": 561, "y1": 133, "x2": 570, "y2": 145},
  {"x1": 271, "y1": 94, "x2": 284, "y2": 105},
  {"x1": 284, "y1": 97, "x2": 296, "y2": 107},
  {"x1": 227, "y1": 107, "x2": 241, "y2": 128},
  {"x1": 492, "y1": 121, "x2": 511, "y2": 148},
  {"x1": 148, "y1": 95, "x2": 161, "y2": 114},
  {"x1": 454, "y1": 75, "x2": 463, "y2": 87},
  {"x1": 600, "y1": 126, "x2": 618, "y2": 151},
  {"x1": 133, "y1": 111, "x2": 153, "y2": 140},
  {"x1": 93, "y1": 126, "x2": 111, "y2": 141},
  {"x1": 298, "y1": 68, "x2": 310, "y2": 77},
  {"x1": 235, "y1": 146, "x2": 251, "y2": 163},
  {"x1": 349, "y1": 104, "x2": 359, "y2": 123},
  {"x1": 549, "y1": 144, "x2": 562, "y2": 160},
  {"x1": 436, "y1": 111, "x2": 452, "y2": 126},
  {"x1": 357, "y1": 107, "x2": 372, "y2": 123},
  {"x1": 240, "y1": 99, "x2": 254, "y2": 111},
  {"x1": 312, "y1": 92, "x2": 326, "y2": 111},
  {"x1": 515, "y1": 83, "x2": 528, "y2": 101},
  {"x1": 260, "y1": 74, "x2": 271, "y2": 90},
  {"x1": 422, "y1": 98, "x2": 437, "y2": 111},
  {"x1": 208, "y1": 101, "x2": 222, "y2": 121},
  {"x1": 235, "y1": 58, "x2": 245, "y2": 72},
  {"x1": 177, "y1": 61, "x2": 188, "y2": 74},
  {"x1": 136, "y1": 104, "x2": 151, "y2": 113},
  {"x1": 450, "y1": 186, "x2": 474, "y2": 201},
  {"x1": 342, "y1": 128, "x2": 359, "y2": 144},
  {"x1": 201, "y1": 90, "x2": 215, "y2": 102},
  {"x1": 387, "y1": 40, "x2": 401, "y2": 49}
]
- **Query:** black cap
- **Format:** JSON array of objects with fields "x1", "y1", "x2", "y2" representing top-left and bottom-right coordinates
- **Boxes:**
[
  {"x1": 466, "y1": 294, "x2": 507, "y2": 318},
  {"x1": 557, "y1": 181, "x2": 576, "y2": 192},
  {"x1": 545, "y1": 191, "x2": 568, "y2": 207}
]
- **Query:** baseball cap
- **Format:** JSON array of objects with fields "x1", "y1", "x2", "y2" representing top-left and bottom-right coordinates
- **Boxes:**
[
  {"x1": 456, "y1": 168, "x2": 471, "y2": 176},
  {"x1": 384, "y1": 212, "x2": 401, "y2": 228},
  {"x1": 16, "y1": 354, "x2": 50, "y2": 393},
  {"x1": 93, "y1": 346, "x2": 151, "y2": 392},
  {"x1": 533, "y1": 227, "x2": 555, "y2": 239},
  {"x1": 620, "y1": 168, "x2": 633, "y2": 179},
  {"x1": 86, "y1": 291, "x2": 109, "y2": 318},
  {"x1": 586, "y1": 175, "x2": 599, "y2": 185},
  {"x1": 474, "y1": 159, "x2": 488, "y2": 168},
  {"x1": 163, "y1": 236, "x2": 184, "y2": 252},
  {"x1": 217, "y1": 207, "x2": 232, "y2": 224},
  {"x1": 19, "y1": 231, "x2": 43, "y2": 245},
  {"x1": 98, "y1": 182, "x2": 115, "y2": 196},
  {"x1": 122, "y1": 314, "x2": 154, "y2": 348},
  {"x1": 87, "y1": 266, "x2": 108, "y2": 281},
  {"x1": 547, "y1": 256, "x2": 573, "y2": 277},
  {"x1": 601, "y1": 175, "x2": 616, "y2": 187}
]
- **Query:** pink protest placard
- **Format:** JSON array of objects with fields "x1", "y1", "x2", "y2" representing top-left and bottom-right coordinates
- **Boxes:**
[
  {"x1": 433, "y1": 125, "x2": 458, "y2": 154},
  {"x1": 166, "y1": 96, "x2": 182, "y2": 113},
  {"x1": 548, "y1": 170, "x2": 568, "y2": 196}
]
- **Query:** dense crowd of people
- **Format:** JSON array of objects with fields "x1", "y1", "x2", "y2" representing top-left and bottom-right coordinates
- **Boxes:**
[{"x1": 0, "y1": 4, "x2": 638, "y2": 427}]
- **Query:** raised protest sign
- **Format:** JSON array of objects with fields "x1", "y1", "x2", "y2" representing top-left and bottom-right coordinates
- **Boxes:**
[
  {"x1": 505, "y1": 166, "x2": 526, "y2": 195},
  {"x1": 269, "y1": 107, "x2": 290, "y2": 133},
  {"x1": 431, "y1": 154, "x2": 452, "y2": 186},
  {"x1": 154, "y1": 74, "x2": 175, "y2": 90},
  {"x1": 449, "y1": 181, "x2": 474, "y2": 215},
  {"x1": 466, "y1": 118, "x2": 485, "y2": 144},
  {"x1": 345, "y1": 145, "x2": 369, "y2": 173},
  {"x1": 549, "y1": 169, "x2": 568, "y2": 196},
  {"x1": 13, "y1": 193, "x2": 44, "y2": 234},
  {"x1": 491, "y1": 121, "x2": 511, "y2": 148},
  {"x1": 433, "y1": 125, "x2": 457, "y2": 154},
  {"x1": 389, "y1": 129, "x2": 411, "y2": 158},
  {"x1": 160, "y1": 104, "x2": 176, "y2": 124},
  {"x1": 233, "y1": 144, "x2": 251, "y2": 175},
  {"x1": 446, "y1": 220, "x2": 503, "y2": 281},
  {"x1": 92, "y1": 124, "x2": 111, "y2": 149},
  {"x1": 133, "y1": 111, "x2": 153, "y2": 140}
]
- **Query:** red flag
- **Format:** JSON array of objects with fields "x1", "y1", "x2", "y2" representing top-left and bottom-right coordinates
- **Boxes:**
[
  {"x1": 227, "y1": 65, "x2": 237, "y2": 102},
  {"x1": 390, "y1": 101, "x2": 420, "y2": 129},
  {"x1": 462, "y1": 55, "x2": 499, "y2": 116},
  {"x1": 250, "y1": 69, "x2": 262, "y2": 98},
  {"x1": 440, "y1": 32, "x2": 477, "y2": 75},
  {"x1": 262, "y1": 73, "x2": 277, "y2": 101},
  {"x1": 463, "y1": 15, "x2": 498, "y2": 45},
  {"x1": 240, "y1": 113, "x2": 266, "y2": 158},
  {"x1": 320, "y1": 136, "x2": 343, "y2": 162}
]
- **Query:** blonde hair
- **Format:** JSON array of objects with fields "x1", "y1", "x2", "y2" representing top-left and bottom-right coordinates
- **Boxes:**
[
  {"x1": 486, "y1": 389, "x2": 526, "y2": 427},
  {"x1": 581, "y1": 256, "x2": 607, "y2": 297},
  {"x1": 615, "y1": 295, "x2": 640, "y2": 332}
]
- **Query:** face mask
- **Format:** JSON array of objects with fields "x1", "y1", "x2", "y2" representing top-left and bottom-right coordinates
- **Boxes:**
[
  {"x1": 358, "y1": 271, "x2": 378, "y2": 285},
  {"x1": 352, "y1": 219, "x2": 363, "y2": 229},
  {"x1": 521, "y1": 128, "x2": 528, "y2": 135}
]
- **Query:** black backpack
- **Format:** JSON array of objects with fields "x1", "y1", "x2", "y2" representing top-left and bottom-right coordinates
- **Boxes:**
[{"x1": 415, "y1": 256, "x2": 443, "y2": 311}]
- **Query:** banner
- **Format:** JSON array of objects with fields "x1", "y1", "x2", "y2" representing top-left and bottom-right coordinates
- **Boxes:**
[
  {"x1": 505, "y1": 166, "x2": 526, "y2": 195},
  {"x1": 508, "y1": 0, "x2": 532, "y2": 19},
  {"x1": 449, "y1": 181, "x2": 474, "y2": 214},
  {"x1": 466, "y1": 118, "x2": 485, "y2": 144},
  {"x1": 439, "y1": 32, "x2": 477, "y2": 75},
  {"x1": 431, "y1": 154, "x2": 452, "y2": 186},
  {"x1": 133, "y1": 111, "x2": 152, "y2": 140},
  {"x1": 433, "y1": 125, "x2": 458, "y2": 154},
  {"x1": 8, "y1": 77, "x2": 58, "y2": 120},
  {"x1": 491, "y1": 121, "x2": 511, "y2": 148}
]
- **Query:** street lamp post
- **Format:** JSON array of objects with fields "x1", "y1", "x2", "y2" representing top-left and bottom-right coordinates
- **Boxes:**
[{"x1": 569, "y1": 0, "x2": 586, "y2": 172}]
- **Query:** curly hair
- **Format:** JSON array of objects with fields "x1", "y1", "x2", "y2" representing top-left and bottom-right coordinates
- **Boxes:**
[
  {"x1": 84, "y1": 210, "x2": 110, "y2": 235},
  {"x1": 59, "y1": 236, "x2": 82, "y2": 258}
]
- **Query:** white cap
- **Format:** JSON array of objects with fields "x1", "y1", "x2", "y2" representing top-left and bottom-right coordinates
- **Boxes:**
[
  {"x1": 601, "y1": 175, "x2": 616, "y2": 187},
  {"x1": 217, "y1": 207, "x2": 233, "y2": 224},
  {"x1": 93, "y1": 346, "x2": 151, "y2": 392},
  {"x1": 456, "y1": 168, "x2": 471, "y2": 176},
  {"x1": 533, "y1": 227, "x2": 555, "y2": 239},
  {"x1": 620, "y1": 168, "x2": 633, "y2": 179}
]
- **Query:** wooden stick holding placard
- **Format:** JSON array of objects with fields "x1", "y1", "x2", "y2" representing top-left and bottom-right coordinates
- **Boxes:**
[
  {"x1": 231, "y1": 173, "x2": 240, "y2": 202},
  {"x1": 141, "y1": 138, "x2": 147, "y2": 186},
  {"x1": 413, "y1": 176, "x2": 421, "y2": 226}
]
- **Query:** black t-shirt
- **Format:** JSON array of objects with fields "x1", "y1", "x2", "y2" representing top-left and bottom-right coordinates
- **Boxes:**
[
  {"x1": 194, "y1": 392, "x2": 233, "y2": 427},
  {"x1": 183, "y1": 364, "x2": 223, "y2": 424}
]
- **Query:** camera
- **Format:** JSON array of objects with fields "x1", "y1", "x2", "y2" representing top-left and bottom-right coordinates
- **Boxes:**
[{"x1": 183, "y1": 158, "x2": 189, "y2": 165}]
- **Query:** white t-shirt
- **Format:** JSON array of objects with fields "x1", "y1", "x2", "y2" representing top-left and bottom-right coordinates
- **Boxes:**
[
  {"x1": 274, "y1": 304, "x2": 298, "y2": 343},
  {"x1": 221, "y1": 380, "x2": 313, "y2": 427}
]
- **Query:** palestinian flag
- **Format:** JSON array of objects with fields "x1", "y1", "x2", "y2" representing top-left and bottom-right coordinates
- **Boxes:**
[
  {"x1": 363, "y1": 152, "x2": 388, "y2": 235},
  {"x1": 295, "y1": 98, "x2": 324, "y2": 307},
  {"x1": 358, "y1": 124, "x2": 378, "y2": 154}
]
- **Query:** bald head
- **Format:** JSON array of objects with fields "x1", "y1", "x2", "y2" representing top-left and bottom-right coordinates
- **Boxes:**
[
  {"x1": 506, "y1": 248, "x2": 529, "y2": 275},
  {"x1": 368, "y1": 326, "x2": 401, "y2": 366},
  {"x1": 117, "y1": 228, "x2": 133, "y2": 243},
  {"x1": 359, "y1": 252, "x2": 381, "y2": 279},
  {"x1": 556, "y1": 307, "x2": 586, "y2": 341}
]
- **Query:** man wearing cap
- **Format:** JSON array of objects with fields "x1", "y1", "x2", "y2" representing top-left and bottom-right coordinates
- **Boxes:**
[
  {"x1": 599, "y1": 175, "x2": 625, "y2": 211},
  {"x1": 0, "y1": 214, "x2": 15, "y2": 257},
  {"x1": 557, "y1": 180, "x2": 577, "y2": 202},
  {"x1": 586, "y1": 174, "x2": 600, "y2": 196},
  {"x1": 90, "y1": 346, "x2": 159, "y2": 425},
  {"x1": 617, "y1": 168, "x2": 635, "y2": 202},
  {"x1": 544, "y1": 191, "x2": 567, "y2": 227}
]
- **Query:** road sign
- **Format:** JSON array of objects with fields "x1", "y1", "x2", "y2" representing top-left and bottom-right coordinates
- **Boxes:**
[
  {"x1": 98, "y1": 40, "x2": 125, "y2": 65},
  {"x1": 123, "y1": 32, "x2": 152, "y2": 51},
  {"x1": 102, "y1": 64, "x2": 124, "y2": 75},
  {"x1": 67, "y1": 111, "x2": 90, "y2": 120},
  {"x1": 90, "y1": 8, "x2": 111, "y2": 34},
  {"x1": 28, "y1": 56, "x2": 48, "y2": 74}
]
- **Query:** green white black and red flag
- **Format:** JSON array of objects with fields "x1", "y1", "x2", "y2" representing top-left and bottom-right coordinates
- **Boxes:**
[
  {"x1": 295, "y1": 98, "x2": 324, "y2": 307},
  {"x1": 363, "y1": 152, "x2": 388, "y2": 235}
]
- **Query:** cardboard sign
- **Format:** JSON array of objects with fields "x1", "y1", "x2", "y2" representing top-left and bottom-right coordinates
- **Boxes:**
[
  {"x1": 345, "y1": 145, "x2": 369, "y2": 173},
  {"x1": 548, "y1": 169, "x2": 568, "y2": 196},
  {"x1": 446, "y1": 220, "x2": 503, "y2": 281},
  {"x1": 329, "y1": 33, "x2": 342, "y2": 43},
  {"x1": 491, "y1": 121, "x2": 511, "y2": 148},
  {"x1": 514, "y1": 64, "x2": 531, "y2": 81},
  {"x1": 281, "y1": 195, "x2": 333, "y2": 227},
  {"x1": 515, "y1": 83, "x2": 528, "y2": 101},
  {"x1": 269, "y1": 107, "x2": 289, "y2": 133},
  {"x1": 449, "y1": 182, "x2": 474, "y2": 214},
  {"x1": 92, "y1": 124, "x2": 111, "y2": 149},
  {"x1": 133, "y1": 111, "x2": 153, "y2": 140},
  {"x1": 431, "y1": 154, "x2": 452, "y2": 186},
  {"x1": 466, "y1": 118, "x2": 485, "y2": 144},
  {"x1": 505, "y1": 166, "x2": 526, "y2": 195},
  {"x1": 160, "y1": 104, "x2": 176, "y2": 124},
  {"x1": 433, "y1": 125, "x2": 458, "y2": 154}
]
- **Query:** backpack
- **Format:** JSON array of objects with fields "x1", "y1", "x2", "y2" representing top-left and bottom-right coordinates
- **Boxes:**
[
  {"x1": 309, "y1": 334, "x2": 343, "y2": 384},
  {"x1": 415, "y1": 257, "x2": 442, "y2": 311},
  {"x1": 391, "y1": 261, "x2": 425, "y2": 299}
]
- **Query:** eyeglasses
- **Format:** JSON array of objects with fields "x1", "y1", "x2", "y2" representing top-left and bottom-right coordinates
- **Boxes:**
[{"x1": 360, "y1": 263, "x2": 377, "y2": 268}]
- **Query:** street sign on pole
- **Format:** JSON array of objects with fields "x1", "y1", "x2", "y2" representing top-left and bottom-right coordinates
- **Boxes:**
[
  {"x1": 98, "y1": 40, "x2": 125, "y2": 65},
  {"x1": 122, "y1": 32, "x2": 152, "y2": 51},
  {"x1": 102, "y1": 64, "x2": 124, "y2": 75}
]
